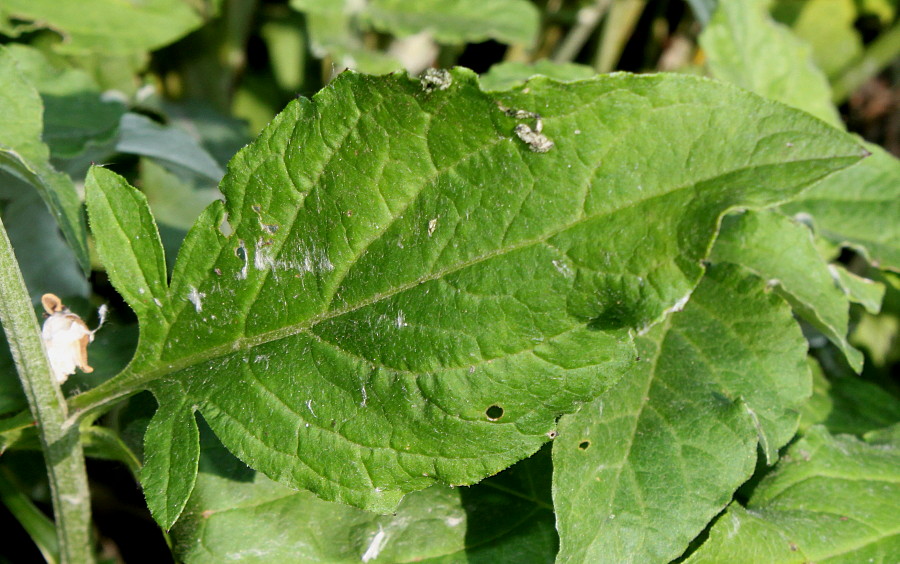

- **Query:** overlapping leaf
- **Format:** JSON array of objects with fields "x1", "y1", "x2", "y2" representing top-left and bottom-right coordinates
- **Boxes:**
[
  {"x1": 552, "y1": 264, "x2": 810, "y2": 563},
  {"x1": 685, "y1": 426, "x2": 900, "y2": 563},
  {"x1": 171, "y1": 433, "x2": 556, "y2": 563},
  {"x1": 83, "y1": 68, "x2": 864, "y2": 525},
  {"x1": 781, "y1": 145, "x2": 900, "y2": 272},
  {"x1": 711, "y1": 210, "x2": 868, "y2": 370}
]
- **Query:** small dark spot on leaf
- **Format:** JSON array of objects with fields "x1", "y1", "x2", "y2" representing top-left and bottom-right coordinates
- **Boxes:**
[
  {"x1": 263, "y1": 223, "x2": 279, "y2": 233},
  {"x1": 578, "y1": 440, "x2": 591, "y2": 450},
  {"x1": 252, "y1": 204, "x2": 262, "y2": 213},
  {"x1": 346, "y1": 210, "x2": 353, "y2": 217},
  {"x1": 546, "y1": 430, "x2": 558, "y2": 439},
  {"x1": 789, "y1": 542, "x2": 798, "y2": 552},
  {"x1": 485, "y1": 405, "x2": 504, "y2": 420}
]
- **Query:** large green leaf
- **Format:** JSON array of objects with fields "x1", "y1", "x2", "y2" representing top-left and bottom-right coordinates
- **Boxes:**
[
  {"x1": 552, "y1": 264, "x2": 810, "y2": 563},
  {"x1": 700, "y1": 0, "x2": 841, "y2": 127},
  {"x1": 81, "y1": 69, "x2": 863, "y2": 521},
  {"x1": 171, "y1": 433, "x2": 556, "y2": 563},
  {"x1": 781, "y1": 144, "x2": 900, "y2": 272},
  {"x1": 0, "y1": 46, "x2": 89, "y2": 272},
  {"x1": 711, "y1": 210, "x2": 865, "y2": 370},
  {"x1": 685, "y1": 425, "x2": 900, "y2": 563},
  {"x1": 0, "y1": 0, "x2": 208, "y2": 56}
]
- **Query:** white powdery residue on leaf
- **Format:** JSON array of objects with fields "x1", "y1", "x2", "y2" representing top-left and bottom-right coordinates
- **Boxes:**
[
  {"x1": 154, "y1": 298, "x2": 163, "y2": 307},
  {"x1": 295, "y1": 241, "x2": 335, "y2": 275},
  {"x1": 551, "y1": 259, "x2": 573, "y2": 277},
  {"x1": 427, "y1": 217, "x2": 438, "y2": 236},
  {"x1": 395, "y1": 311, "x2": 407, "y2": 328},
  {"x1": 445, "y1": 515, "x2": 464, "y2": 527},
  {"x1": 420, "y1": 68, "x2": 452, "y2": 91},
  {"x1": 187, "y1": 286, "x2": 206, "y2": 312},
  {"x1": 361, "y1": 527, "x2": 389, "y2": 562},
  {"x1": 254, "y1": 239, "x2": 275, "y2": 271},
  {"x1": 306, "y1": 399, "x2": 316, "y2": 417}
]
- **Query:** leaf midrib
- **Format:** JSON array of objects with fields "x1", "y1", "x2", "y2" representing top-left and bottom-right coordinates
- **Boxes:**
[{"x1": 98, "y1": 155, "x2": 855, "y2": 404}]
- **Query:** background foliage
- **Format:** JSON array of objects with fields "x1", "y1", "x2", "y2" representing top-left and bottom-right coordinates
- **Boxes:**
[{"x1": 0, "y1": 0, "x2": 897, "y2": 562}]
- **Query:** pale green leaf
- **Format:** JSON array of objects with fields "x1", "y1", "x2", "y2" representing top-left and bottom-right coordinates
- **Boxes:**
[
  {"x1": 291, "y1": 0, "x2": 539, "y2": 47},
  {"x1": 553, "y1": 264, "x2": 810, "y2": 563},
  {"x1": 4, "y1": 44, "x2": 125, "y2": 158},
  {"x1": 363, "y1": 0, "x2": 540, "y2": 45},
  {"x1": 0, "y1": 0, "x2": 208, "y2": 56},
  {"x1": 479, "y1": 61, "x2": 596, "y2": 92},
  {"x1": 171, "y1": 436, "x2": 556, "y2": 563},
  {"x1": 771, "y1": 0, "x2": 864, "y2": 78},
  {"x1": 701, "y1": 0, "x2": 842, "y2": 127},
  {"x1": 711, "y1": 210, "x2": 864, "y2": 370},
  {"x1": 0, "y1": 45, "x2": 89, "y2": 272},
  {"x1": 685, "y1": 426, "x2": 900, "y2": 563},
  {"x1": 781, "y1": 144, "x2": 900, "y2": 272},
  {"x1": 81, "y1": 69, "x2": 864, "y2": 519}
]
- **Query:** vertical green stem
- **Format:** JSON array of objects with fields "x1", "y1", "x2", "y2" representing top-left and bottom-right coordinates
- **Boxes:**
[{"x1": 0, "y1": 215, "x2": 94, "y2": 563}]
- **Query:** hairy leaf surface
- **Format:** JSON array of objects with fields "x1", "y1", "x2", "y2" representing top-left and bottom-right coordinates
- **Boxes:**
[
  {"x1": 552, "y1": 264, "x2": 810, "y2": 563},
  {"x1": 82, "y1": 69, "x2": 864, "y2": 520}
]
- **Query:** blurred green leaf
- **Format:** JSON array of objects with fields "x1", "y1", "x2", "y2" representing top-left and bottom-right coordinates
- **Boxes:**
[
  {"x1": 553, "y1": 264, "x2": 810, "y2": 563},
  {"x1": 831, "y1": 263, "x2": 884, "y2": 314},
  {"x1": 82, "y1": 69, "x2": 863, "y2": 523},
  {"x1": 711, "y1": 210, "x2": 864, "y2": 370},
  {"x1": 781, "y1": 144, "x2": 900, "y2": 272},
  {"x1": 0, "y1": 46, "x2": 90, "y2": 272},
  {"x1": 685, "y1": 425, "x2": 900, "y2": 563},
  {"x1": 771, "y1": 0, "x2": 863, "y2": 79},
  {"x1": 4, "y1": 45, "x2": 125, "y2": 159},
  {"x1": 116, "y1": 113, "x2": 225, "y2": 183},
  {"x1": 701, "y1": 0, "x2": 842, "y2": 127},
  {"x1": 171, "y1": 432, "x2": 556, "y2": 563},
  {"x1": 0, "y1": 0, "x2": 210, "y2": 56},
  {"x1": 479, "y1": 61, "x2": 596, "y2": 92}
]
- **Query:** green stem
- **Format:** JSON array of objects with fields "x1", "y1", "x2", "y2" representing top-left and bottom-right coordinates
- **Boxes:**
[
  {"x1": 552, "y1": 0, "x2": 611, "y2": 63},
  {"x1": 831, "y1": 22, "x2": 900, "y2": 104},
  {"x1": 0, "y1": 215, "x2": 95, "y2": 564}
]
